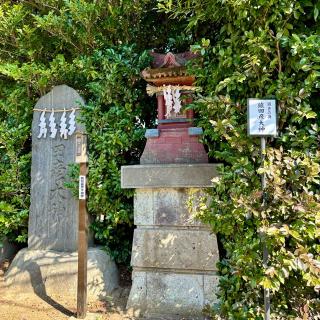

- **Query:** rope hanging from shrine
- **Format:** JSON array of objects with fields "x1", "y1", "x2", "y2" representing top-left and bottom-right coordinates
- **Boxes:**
[
  {"x1": 33, "y1": 108, "x2": 80, "y2": 139},
  {"x1": 146, "y1": 84, "x2": 200, "y2": 96}
]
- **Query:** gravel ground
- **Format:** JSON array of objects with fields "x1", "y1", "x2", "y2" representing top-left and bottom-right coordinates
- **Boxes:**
[{"x1": 0, "y1": 259, "x2": 133, "y2": 320}]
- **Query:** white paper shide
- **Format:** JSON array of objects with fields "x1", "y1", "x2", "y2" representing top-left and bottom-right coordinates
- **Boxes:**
[
  {"x1": 37, "y1": 110, "x2": 48, "y2": 139},
  {"x1": 49, "y1": 110, "x2": 57, "y2": 138},
  {"x1": 163, "y1": 86, "x2": 182, "y2": 117},
  {"x1": 37, "y1": 108, "x2": 77, "y2": 139}
]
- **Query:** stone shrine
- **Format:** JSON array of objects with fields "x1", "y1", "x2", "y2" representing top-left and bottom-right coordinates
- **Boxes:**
[
  {"x1": 5, "y1": 85, "x2": 118, "y2": 299},
  {"x1": 122, "y1": 52, "x2": 220, "y2": 318}
]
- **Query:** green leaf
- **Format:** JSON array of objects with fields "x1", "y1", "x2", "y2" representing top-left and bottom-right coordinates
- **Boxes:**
[
  {"x1": 306, "y1": 111, "x2": 317, "y2": 119},
  {"x1": 314, "y1": 7, "x2": 319, "y2": 21},
  {"x1": 289, "y1": 230, "x2": 303, "y2": 241}
]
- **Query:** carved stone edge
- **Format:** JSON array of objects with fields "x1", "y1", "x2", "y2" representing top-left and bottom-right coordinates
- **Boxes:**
[
  {"x1": 188, "y1": 127, "x2": 203, "y2": 136},
  {"x1": 145, "y1": 129, "x2": 160, "y2": 138},
  {"x1": 121, "y1": 163, "x2": 221, "y2": 189}
]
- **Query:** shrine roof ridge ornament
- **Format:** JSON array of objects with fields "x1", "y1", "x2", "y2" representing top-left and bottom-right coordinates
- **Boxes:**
[
  {"x1": 149, "y1": 51, "x2": 199, "y2": 68},
  {"x1": 142, "y1": 51, "x2": 198, "y2": 85}
]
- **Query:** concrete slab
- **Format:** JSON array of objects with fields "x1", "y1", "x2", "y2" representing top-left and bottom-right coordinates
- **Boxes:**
[{"x1": 121, "y1": 164, "x2": 220, "y2": 188}]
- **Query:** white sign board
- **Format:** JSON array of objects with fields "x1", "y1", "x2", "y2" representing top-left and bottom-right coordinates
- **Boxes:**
[
  {"x1": 79, "y1": 175, "x2": 86, "y2": 200},
  {"x1": 248, "y1": 99, "x2": 277, "y2": 136}
]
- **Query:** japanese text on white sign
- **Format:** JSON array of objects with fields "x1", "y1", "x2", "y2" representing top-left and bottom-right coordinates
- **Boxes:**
[
  {"x1": 79, "y1": 175, "x2": 86, "y2": 200},
  {"x1": 248, "y1": 99, "x2": 277, "y2": 136}
]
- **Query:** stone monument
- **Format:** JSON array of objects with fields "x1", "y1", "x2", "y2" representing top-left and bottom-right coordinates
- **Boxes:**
[
  {"x1": 121, "y1": 52, "x2": 220, "y2": 318},
  {"x1": 5, "y1": 85, "x2": 118, "y2": 299},
  {"x1": 28, "y1": 84, "x2": 84, "y2": 251}
]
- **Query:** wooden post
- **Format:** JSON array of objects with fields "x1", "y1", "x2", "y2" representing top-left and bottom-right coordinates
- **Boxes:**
[
  {"x1": 75, "y1": 132, "x2": 88, "y2": 319},
  {"x1": 157, "y1": 94, "x2": 165, "y2": 120}
]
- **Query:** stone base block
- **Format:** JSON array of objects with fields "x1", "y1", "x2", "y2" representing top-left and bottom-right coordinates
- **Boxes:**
[
  {"x1": 127, "y1": 270, "x2": 219, "y2": 319},
  {"x1": 134, "y1": 188, "x2": 209, "y2": 227},
  {"x1": 4, "y1": 247, "x2": 118, "y2": 300},
  {"x1": 132, "y1": 228, "x2": 219, "y2": 271}
]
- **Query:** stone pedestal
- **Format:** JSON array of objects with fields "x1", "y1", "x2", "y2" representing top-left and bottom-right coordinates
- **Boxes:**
[
  {"x1": 121, "y1": 164, "x2": 220, "y2": 318},
  {"x1": 5, "y1": 247, "x2": 118, "y2": 299}
]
